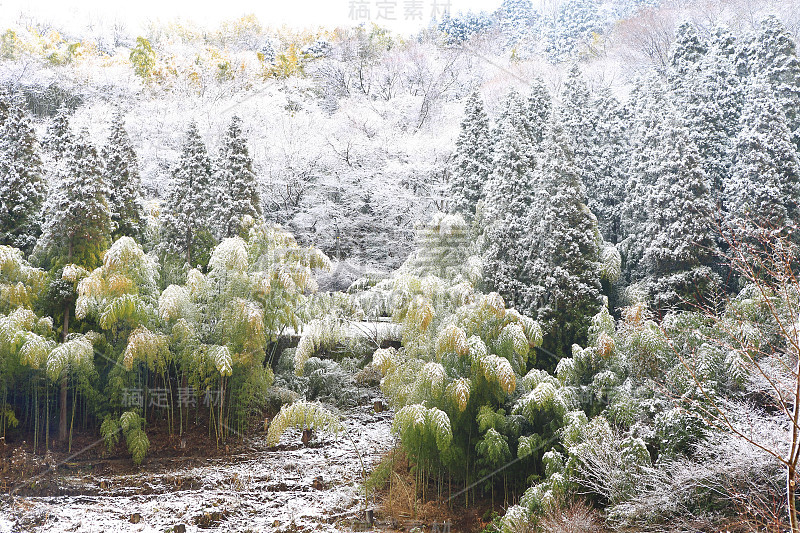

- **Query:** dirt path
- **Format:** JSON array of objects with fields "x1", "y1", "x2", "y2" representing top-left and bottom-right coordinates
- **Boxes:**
[{"x1": 1, "y1": 405, "x2": 395, "y2": 533}]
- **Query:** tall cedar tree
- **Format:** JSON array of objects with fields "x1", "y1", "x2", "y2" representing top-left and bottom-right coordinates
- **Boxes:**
[
  {"x1": 560, "y1": 66, "x2": 600, "y2": 223},
  {"x1": 744, "y1": 16, "x2": 800, "y2": 151},
  {"x1": 36, "y1": 130, "x2": 111, "y2": 270},
  {"x1": 526, "y1": 78, "x2": 552, "y2": 146},
  {"x1": 160, "y1": 122, "x2": 216, "y2": 267},
  {"x1": 668, "y1": 22, "x2": 708, "y2": 78},
  {"x1": 216, "y1": 115, "x2": 262, "y2": 238},
  {"x1": 726, "y1": 79, "x2": 800, "y2": 241},
  {"x1": 449, "y1": 91, "x2": 492, "y2": 222},
  {"x1": 620, "y1": 74, "x2": 670, "y2": 282},
  {"x1": 102, "y1": 112, "x2": 145, "y2": 242},
  {"x1": 705, "y1": 26, "x2": 744, "y2": 142},
  {"x1": 590, "y1": 88, "x2": 628, "y2": 244},
  {"x1": 0, "y1": 94, "x2": 45, "y2": 255},
  {"x1": 669, "y1": 23, "x2": 732, "y2": 205},
  {"x1": 35, "y1": 129, "x2": 111, "y2": 441},
  {"x1": 483, "y1": 92, "x2": 537, "y2": 310},
  {"x1": 492, "y1": 89, "x2": 537, "y2": 166},
  {"x1": 640, "y1": 113, "x2": 720, "y2": 312},
  {"x1": 42, "y1": 105, "x2": 74, "y2": 159},
  {"x1": 523, "y1": 120, "x2": 602, "y2": 359}
]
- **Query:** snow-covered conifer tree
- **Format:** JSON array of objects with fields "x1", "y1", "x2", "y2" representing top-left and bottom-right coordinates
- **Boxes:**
[
  {"x1": 216, "y1": 115, "x2": 262, "y2": 238},
  {"x1": 620, "y1": 74, "x2": 669, "y2": 281},
  {"x1": 449, "y1": 91, "x2": 492, "y2": 222},
  {"x1": 484, "y1": 91, "x2": 536, "y2": 224},
  {"x1": 42, "y1": 105, "x2": 74, "y2": 159},
  {"x1": 726, "y1": 79, "x2": 800, "y2": 240},
  {"x1": 35, "y1": 130, "x2": 111, "y2": 269},
  {"x1": 495, "y1": 0, "x2": 535, "y2": 39},
  {"x1": 493, "y1": 89, "x2": 537, "y2": 167},
  {"x1": 545, "y1": 0, "x2": 604, "y2": 61},
  {"x1": 668, "y1": 22, "x2": 708, "y2": 78},
  {"x1": 560, "y1": 66, "x2": 603, "y2": 225},
  {"x1": 589, "y1": 88, "x2": 628, "y2": 244},
  {"x1": 744, "y1": 15, "x2": 800, "y2": 150},
  {"x1": 438, "y1": 10, "x2": 494, "y2": 44},
  {"x1": 525, "y1": 78, "x2": 552, "y2": 147},
  {"x1": 33, "y1": 128, "x2": 110, "y2": 443},
  {"x1": 523, "y1": 120, "x2": 603, "y2": 357},
  {"x1": 640, "y1": 114, "x2": 720, "y2": 311},
  {"x1": 670, "y1": 25, "x2": 738, "y2": 205},
  {"x1": 0, "y1": 94, "x2": 46, "y2": 255},
  {"x1": 102, "y1": 111, "x2": 145, "y2": 242},
  {"x1": 483, "y1": 93, "x2": 537, "y2": 309},
  {"x1": 160, "y1": 121, "x2": 216, "y2": 267},
  {"x1": 706, "y1": 26, "x2": 745, "y2": 140}
]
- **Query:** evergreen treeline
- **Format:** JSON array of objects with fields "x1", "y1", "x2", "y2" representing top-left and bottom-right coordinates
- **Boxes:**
[
  {"x1": 447, "y1": 16, "x2": 800, "y2": 357},
  {"x1": 369, "y1": 15, "x2": 800, "y2": 530}
]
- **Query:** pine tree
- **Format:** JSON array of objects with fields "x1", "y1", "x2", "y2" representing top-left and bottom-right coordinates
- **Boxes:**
[
  {"x1": 449, "y1": 91, "x2": 492, "y2": 222},
  {"x1": 160, "y1": 122, "x2": 216, "y2": 267},
  {"x1": 35, "y1": 130, "x2": 111, "y2": 270},
  {"x1": 42, "y1": 105, "x2": 74, "y2": 159},
  {"x1": 102, "y1": 112, "x2": 145, "y2": 242},
  {"x1": 640, "y1": 114, "x2": 720, "y2": 311},
  {"x1": 216, "y1": 115, "x2": 262, "y2": 238},
  {"x1": 726, "y1": 79, "x2": 800, "y2": 239},
  {"x1": 522, "y1": 120, "x2": 602, "y2": 357},
  {"x1": 0, "y1": 95, "x2": 46, "y2": 255}
]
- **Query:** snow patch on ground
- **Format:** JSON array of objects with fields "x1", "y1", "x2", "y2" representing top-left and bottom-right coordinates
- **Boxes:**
[
  {"x1": 0, "y1": 515, "x2": 14, "y2": 533},
  {"x1": 5, "y1": 405, "x2": 394, "y2": 533}
]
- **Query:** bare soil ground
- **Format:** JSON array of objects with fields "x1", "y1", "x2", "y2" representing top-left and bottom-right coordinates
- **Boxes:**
[{"x1": 0, "y1": 398, "x2": 395, "y2": 533}]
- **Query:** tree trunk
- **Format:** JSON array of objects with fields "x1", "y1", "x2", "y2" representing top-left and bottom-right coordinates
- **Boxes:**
[
  {"x1": 791, "y1": 355, "x2": 800, "y2": 533},
  {"x1": 58, "y1": 304, "x2": 70, "y2": 441},
  {"x1": 789, "y1": 465, "x2": 798, "y2": 532}
]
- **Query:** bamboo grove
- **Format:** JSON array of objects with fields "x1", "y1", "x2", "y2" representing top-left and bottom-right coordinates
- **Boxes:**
[{"x1": 0, "y1": 227, "x2": 332, "y2": 463}]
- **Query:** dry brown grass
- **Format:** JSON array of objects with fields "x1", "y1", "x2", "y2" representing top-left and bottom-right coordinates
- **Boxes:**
[{"x1": 369, "y1": 449, "x2": 485, "y2": 532}]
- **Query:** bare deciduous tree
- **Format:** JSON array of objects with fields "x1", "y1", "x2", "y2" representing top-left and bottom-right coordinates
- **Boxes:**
[{"x1": 673, "y1": 226, "x2": 800, "y2": 531}]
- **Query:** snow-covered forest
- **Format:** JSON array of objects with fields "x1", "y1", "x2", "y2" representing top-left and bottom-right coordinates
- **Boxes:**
[{"x1": 1, "y1": 0, "x2": 800, "y2": 530}]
